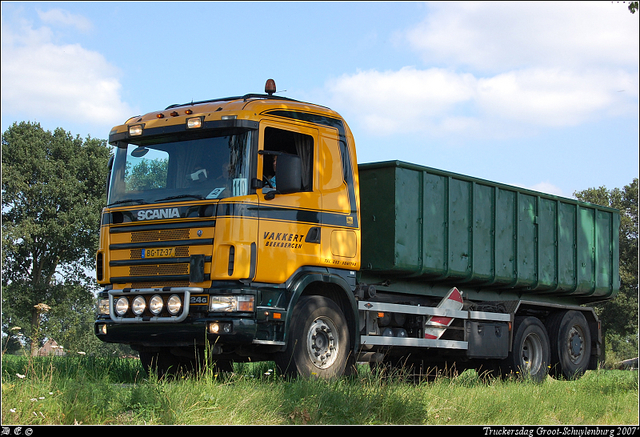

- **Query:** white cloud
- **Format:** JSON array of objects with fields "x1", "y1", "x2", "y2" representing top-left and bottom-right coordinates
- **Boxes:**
[
  {"x1": 327, "y1": 66, "x2": 636, "y2": 139},
  {"x1": 327, "y1": 67, "x2": 476, "y2": 135},
  {"x1": 405, "y1": 2, "x2": 638, "y2": 72},
  {"x1": 476, "y1": 68, "x2": 637, "y2": 127},
  {"x1": 325, "y1": 3, "x2": 638, "y2": 139},
  {"x1": 37, "y1": 8, "x2": 93, "y2": 33},
  {"x1": 1, "y1": 10, "x2": 132, "y2": 131}
]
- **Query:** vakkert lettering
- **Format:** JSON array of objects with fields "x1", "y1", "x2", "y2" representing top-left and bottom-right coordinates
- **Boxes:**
[
  {"x1": 137, "y1": 208, "x2": 180, "y2": 221},
  {"x1": 263, "y1": 231, "x2": 305, "y2": 249}
]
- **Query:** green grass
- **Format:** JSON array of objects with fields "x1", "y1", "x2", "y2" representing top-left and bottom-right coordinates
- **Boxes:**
[{"x1": 2, "y1": 355, "x2": 638, "y2": 425}]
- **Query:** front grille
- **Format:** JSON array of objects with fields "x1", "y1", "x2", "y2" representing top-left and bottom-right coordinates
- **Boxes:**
[
  {"x1": 131, "y1": 229, "x2": 190, "y2": 243},
  {"x1": 130, "y1": 264, "x2": 189, "y2": 276},
  {"x1": 107, "y1": 221, "x2": 215, "y2": 285}
]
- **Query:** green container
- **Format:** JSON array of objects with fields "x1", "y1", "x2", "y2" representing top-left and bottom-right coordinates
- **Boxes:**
[{"x1": 358, "y1": 161, "x2": 619, "y2": 302}]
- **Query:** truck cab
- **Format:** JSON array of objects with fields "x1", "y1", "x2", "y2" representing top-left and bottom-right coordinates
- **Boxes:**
[{"x1": 95, "y1": 81, "x2": 361, "y2": 377}]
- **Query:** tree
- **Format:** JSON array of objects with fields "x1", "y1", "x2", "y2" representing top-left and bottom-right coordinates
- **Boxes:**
[
  {"x1": 574, "y1": 178, "x2": 638, "y2": 360},
  {"x1": 2, "y1": 122, "x2": 111, "y2": 354}
]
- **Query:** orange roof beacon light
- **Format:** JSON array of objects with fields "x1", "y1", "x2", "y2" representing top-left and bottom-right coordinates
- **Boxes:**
[{"x1": 265, "y1": 79, "x2": 276, "y2": 96}]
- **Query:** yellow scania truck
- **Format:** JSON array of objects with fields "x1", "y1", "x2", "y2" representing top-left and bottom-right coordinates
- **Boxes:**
[{"x1": 95, "y1": 80, "x2": 619, "y2": 380}]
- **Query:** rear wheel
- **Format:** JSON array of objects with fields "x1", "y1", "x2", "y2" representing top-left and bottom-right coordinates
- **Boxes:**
[
  {"x1": 546, "y1": 310, "x2": 591, "y2": 379},
  {"x1": 275, "y1": 295, "x2": 350, "y2": 379},
  {"x1": 501, "y1": 316, "x2": 550, "y2": 382}
]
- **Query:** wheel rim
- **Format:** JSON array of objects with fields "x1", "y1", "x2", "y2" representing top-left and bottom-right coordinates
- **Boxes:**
[
  {"x1": 306, "y1": 316, "x2": 340, "y2": 369},
  {"x1": 521, "y1": 332, "x2": 544, "y2": 374},
  {"x1": 567, "y1": 326, "x2": 586, "y2": 364}
]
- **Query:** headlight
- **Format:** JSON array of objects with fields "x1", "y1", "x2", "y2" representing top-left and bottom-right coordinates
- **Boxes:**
[
  {"x1": 98, "y1": 299, "x2": 110, "y2": 315},
  {"x1": 115, "y1": 297, "x2": 129, "y2": 316},
  {"x1": 132, "y1": 296, "x2": 146, "y2": 316},
  {"x1": 149, "y1": 294, "x2": 164, "y2": 315},
  {"x1": 167, "y1": 294, "x2": 182, "y2": 315},
  {"x1": 209, "y1": 295, "x2": 254, "y2": 312}
]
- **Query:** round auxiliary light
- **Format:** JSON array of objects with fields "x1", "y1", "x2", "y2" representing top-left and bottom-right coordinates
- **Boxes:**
[
  {"x1": 132, "y1": 296, "x2": 146, "y2": 316},
  {"x1": 167, "y1": 294, "x2": 182, "y2": 316},
  {"x1": 149, "y1": 294, "x2": 164, "y2": 315},
  {"x1": 115, "y1": 297, "x2": 129, "y2": 316}
]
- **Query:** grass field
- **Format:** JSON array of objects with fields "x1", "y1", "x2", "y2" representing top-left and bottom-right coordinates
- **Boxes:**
[{"x1": 1, "y1": 355, "x2": 638, "y2": 425}]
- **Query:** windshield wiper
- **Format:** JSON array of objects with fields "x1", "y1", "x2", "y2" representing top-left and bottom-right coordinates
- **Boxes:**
[
  {"x1": 107, "y1": 198, "x2": 145, "y2": 207},
  {"x1": 155, "y1": 194, "x2": 205, "y2": 202}
]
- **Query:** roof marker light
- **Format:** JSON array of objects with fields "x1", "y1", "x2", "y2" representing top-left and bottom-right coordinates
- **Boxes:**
[
  {"x1": 129, "y1": 125, "x2": 143, "y2": 136},
  {"x1": 187, "y1": 117, "x2": 202, "y2": 129}
]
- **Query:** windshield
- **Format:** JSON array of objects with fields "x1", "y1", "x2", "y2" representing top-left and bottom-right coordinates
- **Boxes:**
[{"x1": 107, "y1": 129, "x2": 253, "y2": 206}]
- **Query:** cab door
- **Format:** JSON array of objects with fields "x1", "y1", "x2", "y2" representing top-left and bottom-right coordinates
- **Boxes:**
[{"x1": 254, "y1": 121, "x2": 322, "y2": 284}]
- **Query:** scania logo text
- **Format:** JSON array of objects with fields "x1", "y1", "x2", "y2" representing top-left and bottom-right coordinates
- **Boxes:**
[{"x1": 137, "y1": 208, "x2": 180, "y2": 221}]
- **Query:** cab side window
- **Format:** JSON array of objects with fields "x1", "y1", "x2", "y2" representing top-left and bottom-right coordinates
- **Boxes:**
[{"x1": 263, "y1": 127, "x2": 313, "y2": 192}]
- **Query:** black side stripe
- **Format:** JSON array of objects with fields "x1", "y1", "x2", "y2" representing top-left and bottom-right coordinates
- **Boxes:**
[
  {"x1": 217, "y1": 203, "x2": 358, "y2": 228},
  {"x1": 105, "y1": 203, "x2": 357, "y2": 230}
]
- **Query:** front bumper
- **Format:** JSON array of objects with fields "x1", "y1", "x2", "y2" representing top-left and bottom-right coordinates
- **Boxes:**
[
  {"x1": 94, "y1": 286, "x2": 286, "y2": 348},
  {"x1": 94, "y1": 316, "x2": 258, "y2": 347}
]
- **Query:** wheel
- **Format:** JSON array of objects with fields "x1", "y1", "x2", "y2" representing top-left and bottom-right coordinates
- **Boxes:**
[
  {"x1": 275, "y1": 295, "x2": 350, "y2": 379},
  {"x1": 546, "y1": 310, "x2": 591, "y2": 379},
  {"x1": 501, "y1": 316, "x2": 550, "y2": 382}
]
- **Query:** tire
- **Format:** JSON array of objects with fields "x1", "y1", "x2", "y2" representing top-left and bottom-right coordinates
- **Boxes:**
[
  {"x1": 274, "y1": 295, "x2": 350, "y2": 379},
  {"x1": 501, "y1": 316, "x2": 550, "y2": 382},
  {"x1": 546, "y1": 310, "x2": 591, "y2": 379}
]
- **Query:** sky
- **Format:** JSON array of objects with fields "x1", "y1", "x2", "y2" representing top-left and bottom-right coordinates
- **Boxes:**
[{"x1": 2, "y1": 1, "x2": 638, "y2": 199}]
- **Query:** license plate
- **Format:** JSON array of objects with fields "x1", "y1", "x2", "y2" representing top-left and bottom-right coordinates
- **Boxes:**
[{"x1": 141, "y1": 247, "x2": 175, "y2": 258}]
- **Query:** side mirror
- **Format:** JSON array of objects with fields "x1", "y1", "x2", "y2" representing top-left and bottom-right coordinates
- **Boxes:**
[{"x1": 275, "y1": 154, "x2": 303, "y2": 194}]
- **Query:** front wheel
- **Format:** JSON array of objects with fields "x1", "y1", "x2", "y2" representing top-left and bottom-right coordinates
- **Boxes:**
[
  {"x1": 501, "y1": 316, "x2": 550, "y2": 382},
  {"x1": 274, "y1": 295, "x2": 350, "y2": 379}
]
